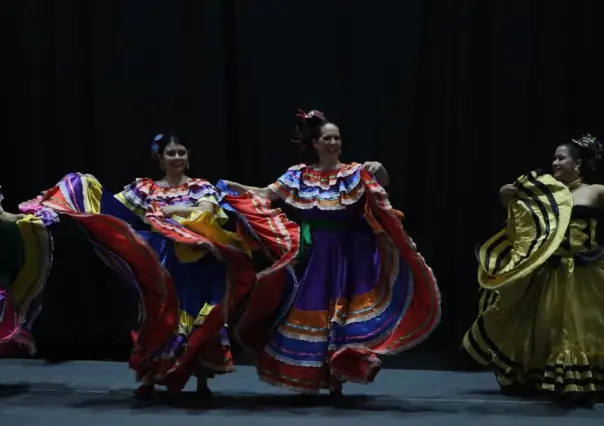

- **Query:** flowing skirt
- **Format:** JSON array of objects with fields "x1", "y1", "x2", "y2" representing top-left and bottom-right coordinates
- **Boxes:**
[
  {"x1": 0, "y1": 218, "x2": 52, "y2": 357},
  {"x1": 258, "y1": 216, "x2": 437, "y2": 393},
  {"x1": 463, "y1": 256, "x2": 604, "y2": 397},
  {"x1": 136, "y1": 231, "x2": 234, "y2": 383}
]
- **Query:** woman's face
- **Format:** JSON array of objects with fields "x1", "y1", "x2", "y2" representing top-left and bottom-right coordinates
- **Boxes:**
[
  {"x1": 312, "y1": 123, "x2": 342, "y2": 160},
  {"x1": 552, "y1": 145, "x2": 580, "y2": 183},
  {"x1": 159, "y1": 142, "x2": 189, "y2": 174}
]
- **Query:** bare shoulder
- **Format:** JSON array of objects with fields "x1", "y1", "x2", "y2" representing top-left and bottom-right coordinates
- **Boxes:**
[
  {"x1": 586, "y1": 184, "x2": 604, "y2": 209},
  {"x1": 588, "y1": 183, "x2": 604, "y2": 194}
]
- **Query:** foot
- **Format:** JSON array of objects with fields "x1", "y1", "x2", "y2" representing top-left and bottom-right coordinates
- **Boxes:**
[
  {"x1": 329, "y1": 383, "x2": 344, "y2": 398},
  {"x1": 133, "y1": 383, "x2": 154, "y2": 399},
  {"x1": 556, "y1": 392, "x2": 596, "y2": 408},
  {"x1": 196, "y1": 381, "x2": 213, "y2": 398}
]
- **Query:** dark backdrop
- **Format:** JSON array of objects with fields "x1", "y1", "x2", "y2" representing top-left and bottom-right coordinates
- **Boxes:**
[{"x1": 2, "y1": 0, "x2": 604, "y2": 366}]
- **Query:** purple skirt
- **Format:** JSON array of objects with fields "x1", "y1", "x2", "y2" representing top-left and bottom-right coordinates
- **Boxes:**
[{"x1": 258, "y1": 206, "x2": 413, "y2": 392}]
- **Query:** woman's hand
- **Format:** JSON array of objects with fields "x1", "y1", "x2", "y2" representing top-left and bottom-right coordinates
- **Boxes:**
[
  {"x1": 0, "y1": 211, "x2": 25, "y2": 223},
  {"x1": 362, "y1": 161, "x2": 384, "y2": 175},
  {"x1": 221, "y1": 180, "x2": 242, "y2": 194},
  {"x1": 499, "y1": 183, "x2": 518, "y2": 209},
  {"x1": 362, "y1": 161, "x2": 389, "y2": 186},
  {"x1": 161, "y1": 203, "x2": 215, "y2": 218},
  {"x1": 161, "y1": 205, "x2": 182, "y2": 217},
  {"x1": 499, "y1": 184, "x2": 518, "y2": 198}
]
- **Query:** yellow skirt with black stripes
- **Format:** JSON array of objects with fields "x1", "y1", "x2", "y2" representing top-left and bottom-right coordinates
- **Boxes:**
[{"x1": 463, "y1": 256, "x2": 604, "y2": 396}]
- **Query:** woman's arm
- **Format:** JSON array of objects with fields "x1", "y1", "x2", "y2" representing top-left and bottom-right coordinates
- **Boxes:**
[
  {"x1": 223, "y1": 180, "x2": 279, "y2": 201},
  {"x1": 374, "y1": 166, "x2": 390, "y2": 187},
  {"x1": 162, "y1": 201, "x2": 216, "y2": 218},
  {"x1": 0, "y1": 210, "x2": 24, "y2": 223}
]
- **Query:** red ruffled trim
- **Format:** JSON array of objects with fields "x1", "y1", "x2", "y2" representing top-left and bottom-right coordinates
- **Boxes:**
[
  {"x1": 57, "y1": 212, "x2": 180, "y2": 370},
  {"x1": 20, "y1": 184, "x2": 180, "y2": 369},
  {"x1": 220, "y1": 192, "x2": 301, "y2": 353},
  {"x1": 258, "y1": 347, "x2": 381, "y2": 393},
  {"x1": 0, "y1": 289, "x2": 34, "y2": 357},
  {"x1": 159, "y1": 264, "x2": 254, "y2": 393},
  {"x1": 0, "y1": 289, "x2": 19, "y2": 344},
  {"x1": 142, "y1": 210, "x2": 258, "y2": 393},
  {"x1": 360, "y1": 169, "x2": 441, "y2": 352}
]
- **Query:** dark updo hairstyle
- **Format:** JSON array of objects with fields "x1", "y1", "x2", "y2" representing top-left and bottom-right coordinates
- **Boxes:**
[
  {"x1": 290, "y1": 109, "x2": 334, "y2": 149},
  {"x1": 560, "y1": 133, "x2": 602, "y2": 178},
  {"x1": 150, "y1": 133, "x2": 188, "y2": 164}
]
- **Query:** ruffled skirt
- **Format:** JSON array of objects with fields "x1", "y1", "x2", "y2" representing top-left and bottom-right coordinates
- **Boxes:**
[{"x1": 463, "y1": 256, "x2": 604, "y2": 399}]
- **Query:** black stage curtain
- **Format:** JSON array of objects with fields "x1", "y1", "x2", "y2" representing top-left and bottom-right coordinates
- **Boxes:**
[{"x1": 2, "y1": 1, "x2": 604, "y2": 364}]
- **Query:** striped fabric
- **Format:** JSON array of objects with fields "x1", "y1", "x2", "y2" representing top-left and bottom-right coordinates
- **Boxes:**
[
  {"x1": 477, "y1": 171, "x2": 573, "y2": 289},
  {"x1": 18, "y1": 173, "x2": 179, "y2": 371},
  {"x1": 0, "y1": 213, "x2": 53, "y2": 356},
  {"x1": 227, "y1": 163, "x2": 441, "y2": 392}
]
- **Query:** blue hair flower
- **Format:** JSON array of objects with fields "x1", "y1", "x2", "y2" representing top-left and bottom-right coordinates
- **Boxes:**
[{"x1": 151, "y1": 133, "x2": 164, "y2": 154}]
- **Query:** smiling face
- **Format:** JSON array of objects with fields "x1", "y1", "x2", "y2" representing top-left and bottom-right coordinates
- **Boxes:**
[
  {"x1": 159, "y1": 141, "x2": 189, "y2": 175},
  {"x1": 312, "y1": 123, "x2": 342, "y2": 161},
  {"x1": 552, "y1": 144, "x2": 581, "y2": 183}
]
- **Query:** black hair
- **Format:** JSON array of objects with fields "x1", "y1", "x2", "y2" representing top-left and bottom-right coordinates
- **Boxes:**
[
  {"x1": 290, "y1": 109, "x2": 336, "y2": 149},
  {"x1": 150, "y1": 134, "x2": 192, "y2": 169},
  {"x1": 150, "y1": 134, "x2": 185, "y2": 156},
  {"x1": 559, "y1": 133, "x2": 602, "y2": 177}
]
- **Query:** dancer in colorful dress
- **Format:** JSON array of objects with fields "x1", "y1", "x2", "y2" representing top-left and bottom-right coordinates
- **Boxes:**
[
  {"x1": 18, "y1": 179, "x2": 179, "y2": 383},
  {"x1": 19, "y1": 134, "x2": 301, "y2": 400},
  {"x1": 0, "y1": 186, "x2": 52, "y2": 357},
  {"x1": 462, "y1": 134, "x2": 604, "y2": 406},
  {"x1": 113, "y1": 133, "x2": 257, "y2": 399},
  {"x1": 223, "y1": 109, "x2": 441, "y2": 395}
]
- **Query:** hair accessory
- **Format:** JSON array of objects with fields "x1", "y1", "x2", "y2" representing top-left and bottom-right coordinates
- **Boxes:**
[
  {"x1": 296, "y1": 109, "x2": 325, "y2": 121},
  {"x1": 151, "y1": 133, "x2": 164, "y2": 154},
  {"x1": 569, "y1": 133, "x2": 603, "y2": 172},
  {"x1": 291, "y1": 109, "x2": 327, "y2": 145},
  {"x1": 571, "y1": 133, "x2": 602, "y2": 160}
]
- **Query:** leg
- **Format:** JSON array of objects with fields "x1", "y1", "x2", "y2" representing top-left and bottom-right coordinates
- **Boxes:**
[
  {"x1": 196, "y1": 366, "x2": 213, "y2": 398},
  {"x1": 133, "y1": 376, "x2": 155, "y2": 399},
  {"x1": 328, "y1": 371, "x2": 343, "y2": 397}
]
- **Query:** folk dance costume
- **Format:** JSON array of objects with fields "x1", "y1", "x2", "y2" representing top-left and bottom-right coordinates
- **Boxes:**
[
  {"x1": 463, "y1": 170, "x2": 604, "y2": 401},
  {"x1": 230, "y1": 163, "x2": 441, "y2": 393},
  {"x1": 18, "y1": 172, "x2": 300, "y2": 396},
  {"x1": 0, "y1": 186, "x2": 52, "y2": 356}
]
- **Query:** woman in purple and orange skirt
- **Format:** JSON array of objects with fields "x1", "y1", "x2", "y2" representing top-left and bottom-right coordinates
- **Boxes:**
[{"x1": 224, "y1": 109, "x2": 442, "y2": 396}]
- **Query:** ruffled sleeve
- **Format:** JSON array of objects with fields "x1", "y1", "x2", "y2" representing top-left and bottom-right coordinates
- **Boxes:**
[
  {"x1": 187, "y1": 179, "x2": 221, "y2": 206},
  {"x1": 185, "y1": 179, "x2": 228, "y2": 223},
  {"x1": 477, "y1": 170, "x2": 573, "y2": 289},
  {"x1": 115, "y1": 178, "x2": 154, "y2": 217},
  {"x1": 268, "y1": 163, "x2": 365, "y2": 210}
]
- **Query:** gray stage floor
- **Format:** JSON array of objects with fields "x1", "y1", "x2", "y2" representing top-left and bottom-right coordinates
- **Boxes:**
[{"x1": 0, "y1": 359, "x2": 601, "y2": 426}]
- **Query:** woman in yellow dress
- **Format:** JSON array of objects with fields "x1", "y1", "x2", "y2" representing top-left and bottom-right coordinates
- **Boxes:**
[{"x1": 463, "y1": 134, "x2": 604, "y2": 405}]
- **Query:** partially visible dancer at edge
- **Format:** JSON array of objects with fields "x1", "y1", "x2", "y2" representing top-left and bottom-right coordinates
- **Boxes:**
[
  {"x1": 18, "y1": 134, "x2": 301, "y2": 401},
  {"x1": 463, "y1": 134, "x2": 604, "y2": 406},
  {"x1": 0, "y1": 186, "x2": 51, "y2": 357},
  {"x1": 223, "y1": 109, "x2": 441, "y2": 396}
]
